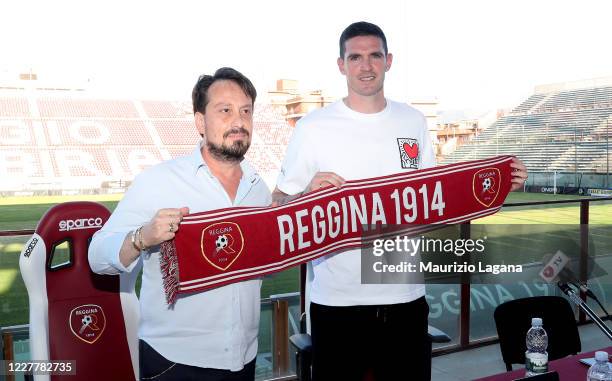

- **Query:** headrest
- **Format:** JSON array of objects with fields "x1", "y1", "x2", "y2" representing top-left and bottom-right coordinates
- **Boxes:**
[{"x1": 35, "y1": 201, "x2": 110, "y2": 273}]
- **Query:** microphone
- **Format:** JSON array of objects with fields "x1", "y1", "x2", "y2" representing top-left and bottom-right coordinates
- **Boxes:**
[
  {"x1": 557, "y1": 282, "x2": 584, "y2": 306},
  {"x1": 557, "y1": 281, "x2": 612, "y2": 340},
  {"x1": 539, "y1": 250, "x2": 569, "y2": 282},
  {"x1": 539, "y1": 250, "x2": 596, "y2": 298},
  {"x1": 543, "y1": 250, "x2": 612, "y2": 326}
]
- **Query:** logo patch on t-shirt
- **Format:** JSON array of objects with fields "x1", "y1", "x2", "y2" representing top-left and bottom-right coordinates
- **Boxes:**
[{"x1": 397, "y1": 138, "x2": 419, "y2": 169}]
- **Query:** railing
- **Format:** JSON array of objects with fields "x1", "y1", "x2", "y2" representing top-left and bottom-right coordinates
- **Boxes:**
[
  {"x1": 0, "y1": 325, "x2": 30, "y2": 381},
  {"x1": 1, "y1": 196, "x2": 611, "y2": 378},
  {"x1": 0, "y1": 231, "x2": 34, "y2": 238},
  {"x1": 267, "y1": 292, "x2": 300, "y2": 377}
]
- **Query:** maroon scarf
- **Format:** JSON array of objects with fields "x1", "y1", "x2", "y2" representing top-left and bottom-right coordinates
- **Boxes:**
[{"x1": 161, "y1": 155, "x2": 514, "y2": 304}]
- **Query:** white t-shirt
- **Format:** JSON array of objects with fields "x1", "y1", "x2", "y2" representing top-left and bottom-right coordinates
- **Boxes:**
[{"x1": 276, "y1": 99, "x2": 436, "y2": 306}]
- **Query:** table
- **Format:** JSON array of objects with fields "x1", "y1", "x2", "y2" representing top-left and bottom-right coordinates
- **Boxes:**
[{"x1": 474, "y1": 346, "x2": 612, "y2": 381}]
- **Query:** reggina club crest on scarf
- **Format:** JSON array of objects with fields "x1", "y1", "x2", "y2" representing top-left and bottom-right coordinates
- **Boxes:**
[
  {"x1": 161, "y1": 155, "x2": 514, "y2": 304},
  {"x1": 473, "y1": 168, "x2": 501, "y2": 207},
  {"x1": 201, "y1": 222, "x2": 245, "y2": 271}
]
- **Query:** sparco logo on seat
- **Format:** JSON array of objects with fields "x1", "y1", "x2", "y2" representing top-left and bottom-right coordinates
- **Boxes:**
[{"x1": 59, "y1": 218, "x2": 103, "y2": 232}]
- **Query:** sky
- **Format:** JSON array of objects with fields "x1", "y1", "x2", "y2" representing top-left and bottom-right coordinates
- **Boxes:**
[{"x1": 1, "y1": 0, "x2": 612, "y2": 112}]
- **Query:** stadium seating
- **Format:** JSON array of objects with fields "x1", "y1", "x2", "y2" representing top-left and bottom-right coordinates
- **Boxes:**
[
  {"x1": 7, "y1": 83, "x2": 607, "y2": 194},
  {"x1": 140, "y1": 100, "x2": 191, "y2": 118},
  {"x1": 0, "y1": 97, "x2": 30, "y2": 117},
  {"x1": 152, "y1": 119, "x2": 199, "y2": 145},
  {"x1": 41, "y1": 120, "x2": 154, "y2": 146},
  {"x1": 442, "y1": 86, "x2": 612, "y2": 174},
  {"x1": 0, "y1": 90, "x2": 292, "y2": 193},
  {"x1": 0, "y1": 119, "x2": 36, "y2": 145},
  {"x1": 37, "y1": 99, "x2": 139, "y2": 118}
]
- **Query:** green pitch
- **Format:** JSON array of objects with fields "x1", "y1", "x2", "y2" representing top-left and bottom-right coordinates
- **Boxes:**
[
  {"x1": 0, "y1": 194, "x2": 122, "y2": 231},
  {"x1": 2, "y1": 192, "x2": 609, "y2": 230},
  {"x1": 477, "y1": 192, "x2": 612, "y2": 225}
]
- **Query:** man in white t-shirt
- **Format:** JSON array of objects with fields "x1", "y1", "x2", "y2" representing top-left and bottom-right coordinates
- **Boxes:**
[
  {"x1": 273, "y1": 22, "x2": 528, "y2": 380},
  {"x1": 89, "y1": 68, "x2": 270, "y2": 380}
]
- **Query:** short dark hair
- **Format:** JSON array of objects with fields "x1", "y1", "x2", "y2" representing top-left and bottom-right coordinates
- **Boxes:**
[
  {"x1": 339, "y1": 21, "x2": 388, "y2": 58},
  {"x1": 192, "y1": 67, "x2": 257, "y2": 114}
]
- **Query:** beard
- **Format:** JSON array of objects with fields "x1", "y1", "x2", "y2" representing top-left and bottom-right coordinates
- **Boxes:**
[{"x1": 206, "y1": 128, "x2": 251, "y2": 162}]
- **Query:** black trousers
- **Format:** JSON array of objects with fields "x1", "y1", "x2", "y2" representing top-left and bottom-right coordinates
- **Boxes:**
[
  {"x1": 139, "y1": 340, "x2": 256, "y2": 381},
  {"x1": 310, "y1": 296, "x2": 429, "y2": 381}
]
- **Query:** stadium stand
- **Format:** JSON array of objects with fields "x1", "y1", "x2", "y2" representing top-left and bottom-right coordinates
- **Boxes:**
[
  {"x1": 0, "y1": 96, "x2": 30, "y2": 117},
  {"x1": 42, "y1": 120, "x2": 155, "y2": 146},
  {"x1": 37, "y1": 98, "x2": 139, "y2": 118},
  {"x1": 0, "y1": 119, "x2": 36, "y2": 145},
  {"x1": 6, "y1": 79, "x2": 608, "y2": 195},
  {"x1": 0, "y1": 90, "x2": 292, "y2": 194},
  {"x1": 141, "y1": 100, "x2": 191, "y2": 118},
  {"x1": 442, "y1": 85, "x2": 612, "y2": 178},
  {"x1": 152, "y1": 119, "x2": 200, "y2": 146}
]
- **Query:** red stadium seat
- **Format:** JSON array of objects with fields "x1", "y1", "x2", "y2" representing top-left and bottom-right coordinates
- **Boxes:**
[{"x1": 19, "y1": 201, "x2": 139, "y2": 381}]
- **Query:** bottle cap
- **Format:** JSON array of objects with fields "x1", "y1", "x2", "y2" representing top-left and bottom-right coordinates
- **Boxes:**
[
  {"x1": 531, "y1": 317, "x2": 543, "y2": 326},
  {"x1": 594, "y1": 351, "x2": 608, "y2": 361}
]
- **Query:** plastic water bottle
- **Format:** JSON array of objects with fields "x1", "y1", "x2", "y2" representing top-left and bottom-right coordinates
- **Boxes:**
[
  {"x1": 525, "y1": 317, "x2": 548, "y2": 376},
  {"x1": 587, "y1": 351, "x2": 612, "y2": 381}
]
